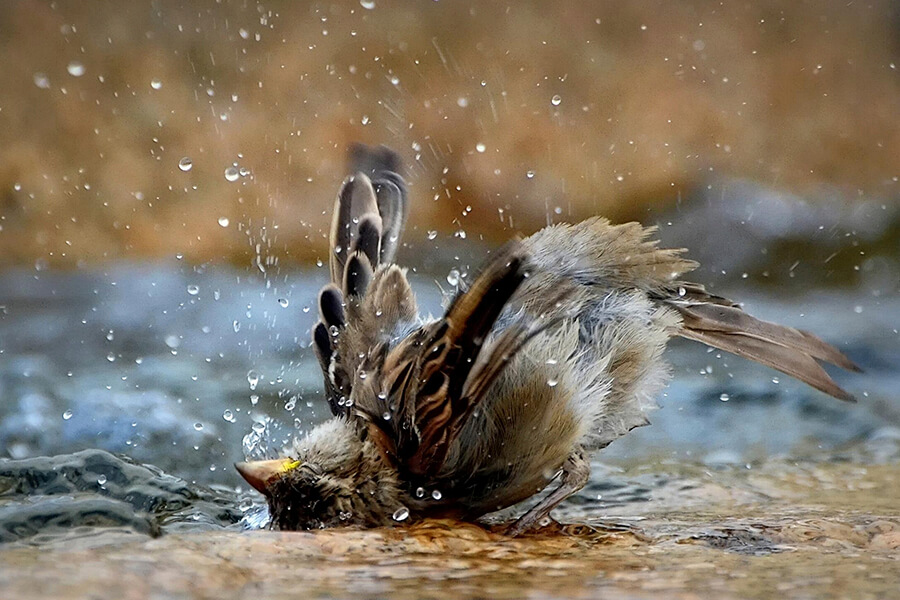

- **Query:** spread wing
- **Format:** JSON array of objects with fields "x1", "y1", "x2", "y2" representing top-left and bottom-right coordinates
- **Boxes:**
[
  {"x1": 353, "y1": 242, "x2": 562, "y2": 478},
  {"x1": 312, "y1": 144, "x2": 415, "y2": 416}
]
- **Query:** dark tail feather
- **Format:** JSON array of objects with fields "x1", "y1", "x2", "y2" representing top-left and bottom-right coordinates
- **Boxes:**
[
  {"x1": 348, "y1": 143, "x2": 408, "y2": 266},
  {"x1": 329, "y1": 174, "x2": 379, "y2": 284},
  {"x1": 672, "y1": 301, "x2": 859, "y2": 402}
]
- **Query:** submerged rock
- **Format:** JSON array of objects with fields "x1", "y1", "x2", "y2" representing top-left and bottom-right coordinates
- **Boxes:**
[{"x1": 0, "y1": 449, "x2": 247, "y2": 544}]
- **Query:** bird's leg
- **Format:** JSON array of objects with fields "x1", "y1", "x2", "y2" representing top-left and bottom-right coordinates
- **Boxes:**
[{"x1": 506, "y1": 449, "x2": 590, "y2": 536}]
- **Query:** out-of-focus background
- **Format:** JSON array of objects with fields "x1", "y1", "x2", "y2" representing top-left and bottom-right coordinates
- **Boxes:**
[
  {"x1": 1, "y1": 1, "x2": 898, "y2": 271},
  {"x1": 2, "y1": 3, "x2": 900, "y2": 594}
]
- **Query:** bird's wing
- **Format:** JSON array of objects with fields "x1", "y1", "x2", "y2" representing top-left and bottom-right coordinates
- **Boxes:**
[
  {"x1": 312, "y1": 145, "x2": 415, "y2": 417},
  {"x1": 355, "y1": 241, "x2": 540, "y2": 477}
]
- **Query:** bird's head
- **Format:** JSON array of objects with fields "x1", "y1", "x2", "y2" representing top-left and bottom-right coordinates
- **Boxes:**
[{"x1": 235, "y1": 418, "x2": 402, "y2": 529}]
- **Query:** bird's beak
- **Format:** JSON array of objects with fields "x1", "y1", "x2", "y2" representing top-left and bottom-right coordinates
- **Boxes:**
[{"x1": 234, "y1": 459, "x2": 292, "y2": 494}]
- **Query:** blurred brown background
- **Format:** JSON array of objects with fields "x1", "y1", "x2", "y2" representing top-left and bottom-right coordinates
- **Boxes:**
[{"x1": 0, "y1": 0, "x2": 898, "y2": 268}]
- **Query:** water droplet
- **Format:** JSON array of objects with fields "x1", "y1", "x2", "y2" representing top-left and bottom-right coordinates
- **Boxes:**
[
  {"x1": 278, "y1": 298, "x2": 289, "y2": 308},
  {"x1": 360, "y1": 0, "x2": 375, "y2": 8},
  {"x1": 187, "y1": 284, "x2": 200, "y2": 295},
  {"x1": 247, "y1": 370, "x2": 260, "y2": 390},
  {"x1": 67, "y1": 61, "x2": 85, "y2": 77},
  {"x1": 165, "y1": 334, "x2": 180, "y2": 349},
  {"x1": 217, "y1": 216, "x2": 230, "y2": 227},
  {"x1": 193, "y1": 422, "x2": 204, "y2": 431},
  {"x1": 431, "y1": 490, "x2": 442, "y2": 500},
  {"x1": 427, "y1": 230, "x2": 438, "y2": 240},
  {"x1": 33, "y1": 72, "x2": 51, "y2": 89},
  {"x1": 223, "y1": 410, "x2": 236, "y2": 423},
  {"x1": 719, "y1": 393, "x2": 730, "y2": 402},
  {"x1": 62, "y1": 410, "x2": 73, "y2": 420},
  {"x1": 392, "y1": 507, "x2": 410, "y2": 521},
  {"x1": 678, "y1": 286, "x2": 687, "y2": 297},
  {"x1": 97, "y1": 474, "x2": 107, "y2": 485},
  {"x1": 550, "y1": 94, "x2": 562, "y2": 106},
  {"x1": 446, "y1": 269, "x2": 460, "y2": 286},
  {"x1": 106, "y1": 352, "x2": 116, "y2": 362},
  {"x1": 178, "y1": 157, "x2": 193, "y2": 172},
  {"x1": 233, "y1": 320, "x2": 241, "y2": 333},
  {"x1": 526, "y1": 170, "x2": 535, "y2": 179},
  {"x1": 415, "y1": 487, "x2": 426, "y2": 498},
  {"x1": 547, "y1": 378, "x2": 559, "y2": 387},
  {"x1": 224, "y1": 166, "x2": 240, "y2": 182},
  {"x1": 475, "y1": 142, "x2": 486, "y2": 153},
  {"x1": 250, "y1": 394, "x2": 259, "y2": 406},
  {"x1": 771, "y1": 377, "x2": 780, "y2": 384},
  {"x1": 150, "y1": 78, "x2": 162, "y2": 90},
  {"x1": 382, "y1": 411, "x2": 391, "y2": 421}
]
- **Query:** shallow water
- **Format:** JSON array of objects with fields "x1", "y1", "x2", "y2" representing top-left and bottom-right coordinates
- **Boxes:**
[
  {"x1": 0, "y1": 249, "x2": 898, "y2": 597},
  {"x1": 0, "y1": 458, "x2": 897, "y2": 599}
]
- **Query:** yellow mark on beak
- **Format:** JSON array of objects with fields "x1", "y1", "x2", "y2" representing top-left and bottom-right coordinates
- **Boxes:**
[{"x1": 234, "y1": 458, "x2": 301, "y2": 494}]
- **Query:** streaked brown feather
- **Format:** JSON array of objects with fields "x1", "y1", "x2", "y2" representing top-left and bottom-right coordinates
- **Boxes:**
[
  {"x1": 666, "y1": 289, "x2": 859, "y2": 402},
  {"x1": 388, "y1": 242, "x2": 531, "y2": 476}
]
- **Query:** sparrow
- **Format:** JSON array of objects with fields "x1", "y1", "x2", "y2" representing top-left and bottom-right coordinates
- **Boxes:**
[{"x1": 236, "y1": 144, "x2": 860, "y2": 535}]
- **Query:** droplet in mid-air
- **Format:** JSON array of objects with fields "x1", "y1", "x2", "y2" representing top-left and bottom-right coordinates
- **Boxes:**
[
  {"x1": 150, "y1": 79, "x2": 162, "y2": 90},
  {"x1": 187, "y1": 284, "x2": 199, "y2": 295},
  {"x1": 278, "y1": 298, "x2": 289, "y2": 308},
  {"x1": 62, "y1": 410, "x2": 73, "y2": 420},
  {"x1": 178, "y1": 157, "x2": 193, "y2": 172},
  {"x1": 392, "y1": 507, "x2": 410, "y2": 522},
  {"x1": 67, "y1": 62, "x2": 85, "y2": 77},
  {"x1": 550, "y1": 94, "x2": 562, "y2": 106},
  {"x1": 247, "y1": 370, "x2": 260, "y2": 391},
  {"x1": 217, "y1": 217, "x2": 230, "y2": 227},
  {"x1": 224, "y1": 166, "x2": 240, "y2": 182}
]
